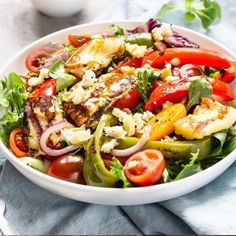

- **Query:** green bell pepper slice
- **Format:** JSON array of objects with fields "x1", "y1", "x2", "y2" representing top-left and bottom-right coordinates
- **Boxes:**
[
  {"x1": 49, "y1": 60, "x2": 77, "y2": 92},
  {"x1": 83, "y1": 114, "x2": 119, "y2": 187},
  {"x1": 125, "y1": 33, "x2": 154, "y2": 48},
  {"x1": 118, "y1": 137, "x2": 212, "y2": 160}
]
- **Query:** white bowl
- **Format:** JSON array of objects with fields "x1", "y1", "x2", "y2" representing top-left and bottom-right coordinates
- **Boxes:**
[
  {"x1": 30, "y1": 0, "x2": 87, "y2": 18},
  {"x1": 0, "y1": 21, "x2": 235, "y2": 205}
]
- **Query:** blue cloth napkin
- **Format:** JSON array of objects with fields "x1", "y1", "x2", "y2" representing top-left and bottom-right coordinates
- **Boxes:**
[{"x1": 1, "y1": 0, "x2": 236, "y2": 234}]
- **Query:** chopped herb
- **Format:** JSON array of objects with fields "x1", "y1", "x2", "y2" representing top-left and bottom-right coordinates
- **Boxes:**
[
  {"x1": 110, "y1": 24, "x2": 125, "y2": 36},
  {"x1": 136, "y1": 67, "x2": 160, "y2": 102}
]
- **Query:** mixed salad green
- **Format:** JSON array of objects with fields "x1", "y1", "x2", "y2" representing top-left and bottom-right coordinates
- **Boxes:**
[{"x1": 0, "y1": 19, "x2": 235, "y2": 187}]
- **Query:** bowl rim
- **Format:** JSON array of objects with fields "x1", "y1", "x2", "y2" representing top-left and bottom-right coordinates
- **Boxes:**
[{"x1": 0, "y1": 20, "x2": 235, "y2": 194}]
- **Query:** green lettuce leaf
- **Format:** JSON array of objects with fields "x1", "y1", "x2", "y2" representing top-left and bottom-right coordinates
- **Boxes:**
[
  {"x1": 111, "y1": 157, "x2": 132, "y2": 188},
  {"x1": 0, "y1": 72, "x2": 28, "y2": 145}
]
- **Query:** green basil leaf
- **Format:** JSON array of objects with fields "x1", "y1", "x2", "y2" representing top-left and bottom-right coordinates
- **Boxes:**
[
  {"x1": 157, "y1": 4, "x2": 183, "y2": 20},
  {"x1": 185, "y1": 11, "x2": 196, "y2": 22},
  {"x1": 186, "y1": 79, "x2": 212, "y2": 111}
]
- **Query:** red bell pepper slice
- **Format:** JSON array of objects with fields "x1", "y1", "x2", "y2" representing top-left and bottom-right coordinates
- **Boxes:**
[
  {"x1": 145, "y1": 78, "x2": 190, "y2": 111},
  {"x1": 142, "y1": 51, "x2": 160, "y2": 66},
  {"x1": 220, "y1": 62, "x2": 236, "y2": 83},
  {"x1": 145, "y1": 78, "x2": 234, "y2": 112},
  {"x1": 151, "y1": 48, "x2": 231, "y2": 68},
  {"x1": 211, "y1": 79, "x2": 235, "y2": 101},
  {"x1": 149, "y1": 48, "x2": 235, "y2": 83}
]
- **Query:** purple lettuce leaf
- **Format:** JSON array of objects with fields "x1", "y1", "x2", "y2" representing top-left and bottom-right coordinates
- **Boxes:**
[
  {"x1": 164, "y1": 31, "x2": 199, "y2": 48},
  {"x1": 126, "y1": 27, "x2": 145, "y2": 34},
  {"x1": 146, "y1": 18, "x2": 199, "y2": 48},
  {"x1": 146, "y1": 18, "x2": 162, "y2": 32}
]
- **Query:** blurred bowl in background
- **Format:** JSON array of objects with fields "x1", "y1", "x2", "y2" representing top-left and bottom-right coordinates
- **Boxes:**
[{"x1": 30, "y1": 0, "x2": 87, "y2": 18}]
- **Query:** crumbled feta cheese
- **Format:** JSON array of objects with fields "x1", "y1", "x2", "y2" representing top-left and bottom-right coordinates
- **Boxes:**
[
  {"x1": 154, "y1": 41, "x2": 166, "y2": 53},
  {"x1": 120, "y1": 78, "x2": 129, "y2": 84},
  {"x1": 164, "y1": 76, "x2": 180, "y2": 82},
  {"x1": 125, "y1": 43, "x2": 147, "y2": 58},
  {"x1": 101, "y1": 139, "x2": 119, "y2": 153},
  {"x1": 142, "y1": 111, "x2": 155, "y2": 122},
  {"x1": 110, "y1": 83, "x2": 121, "y2": 92},
  {"x1": 28, "y1": 68, "x2": 49, "y2": 87},
  {"x1": 72, "y1": 87, "x2": 86, "y2": 104},
  {"x1": 161, "y1": 24, "x2": 172, "y2": 37},
  {"x1": 112, "y1": 108, "x2": 155, "y2": 136},
  {"x1": 82, "y1": 70, "x2": 97, "y2": 88},
  {"x1": 61, "y1": 125, "x2": 91, "y2": 145},
  {"x1": 133, "y1": 113, "x2": 146, "y2": 132},
  {"x1": 112, "y1": 108, "x2": 136, "y2": 136},
  {"x1": 104, "y1": 126, "x2": 127, "y2": 139},
  {"x1": 152, "y1": 27, "x2": 163, "y2": 41},
  {"x1": 152, "y1": 24, "x2": 172, "y2": 42},
  {"x1": 120, "y1": 66, "x2": 137, "y2": 76},
  {"x1": 170, "y1": 58, "x2": 180, "y2": 67}
]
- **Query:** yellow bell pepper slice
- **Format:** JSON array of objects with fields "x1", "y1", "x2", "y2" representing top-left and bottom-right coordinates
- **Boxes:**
[{"x1": 149, "y1": 103, "x2": 187, "y2": 141}]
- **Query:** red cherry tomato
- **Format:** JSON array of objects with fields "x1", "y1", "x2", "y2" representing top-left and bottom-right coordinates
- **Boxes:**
[
  {"x1": 68, "y1": 34, "x2": 91, "y2": 48},
  {"x1": 31, "y1": 79, "x2": 57, "y2": 100},
  {"x1": 124, "y1": 149, "x2": 165, "y2": 186},
  {"x1": 9, "y1": 128, "x2": 28, "y2": 157},
  {"x1": 114, "y1": 87, "x2": 140, "y2": 109},
  {"x1": 25, "y1": 44, "x2": 69, "y2": 74},
  {"x1": 48, "y1": 155, "x2": 84, "y2": 183}
]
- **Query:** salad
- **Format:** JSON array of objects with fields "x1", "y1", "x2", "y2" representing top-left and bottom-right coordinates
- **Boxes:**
[{"x1": 0, "y1": 19, "x2": 236, "y2": 188}]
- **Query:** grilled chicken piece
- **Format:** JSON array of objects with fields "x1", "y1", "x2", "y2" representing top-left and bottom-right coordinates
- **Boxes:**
[
  {"x1": 63, "y1": 73, "x2": 136, "y2": 127},
  {"x1": 174, "y1": 97, "x2": 236, "y2": 140},
  {"x1": 26, "y1": 96, "x2": 64, "y2": 157},
  {"x1": 65, "y1": 37, "x2": 125, "y2": 78}
]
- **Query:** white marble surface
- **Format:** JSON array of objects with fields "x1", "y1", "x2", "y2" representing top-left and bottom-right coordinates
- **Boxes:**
[
  {"x1": 0, "y1": 0, "x2": 236, "y2": 69},
  {"x1": 0, "y1": 0, "x2": 170, "y2": 67}
]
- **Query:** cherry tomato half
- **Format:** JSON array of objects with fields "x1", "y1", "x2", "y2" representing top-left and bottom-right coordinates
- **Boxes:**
[
  {"x1": 31, "y1": 79, "x2": 57, "y2": 100},
  {"x1": 114, "y1": 87, "x2": 140, "y2": 110},
  {"x1": 124, "y1": 149, "x2": 165, "y2": 186},
  {"x1": 25, "y1": 44, "x2": 69, "y2": 74},
  {"x1": 48, "y1": 155, "x2": 85, "y2": 183},
  {"x1": 68, "y1": 34, "x2": 91, "y2": 48},
  {"x1": 9, "y1": 128, "x2": 28, "y2": 157}
]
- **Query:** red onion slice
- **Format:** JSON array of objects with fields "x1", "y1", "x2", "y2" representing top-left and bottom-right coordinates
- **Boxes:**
[
  {"x1": 179, "y1": 64, "x2": 203, "y2": 78},
  {"x1": 111, "y1": 126, "x2": 152, "y2": 157},
  {"x1": 40, "y1": 122, "x2": 79, "y2": 157}
]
